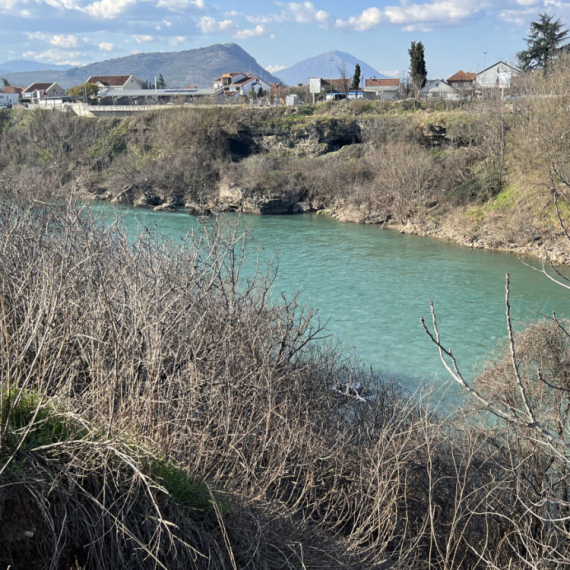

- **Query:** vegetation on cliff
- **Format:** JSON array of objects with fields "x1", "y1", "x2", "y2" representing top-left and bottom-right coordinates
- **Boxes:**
[{"x1": 3, "y1": 56, "x2": 570, "y2": 260}]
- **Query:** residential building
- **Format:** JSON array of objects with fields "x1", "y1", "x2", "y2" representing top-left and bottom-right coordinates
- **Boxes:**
[
  {"x1": 364, "y1": 78, "x2": 402, "y2": 101},
  {"x1": 23, "y1": 82, "x2": 66, "y2": 103},
  {"x1": 476, "y1": 62, "x2": 519, "y2": 89},
  {"x1": 87, "y1": 75, "x2": 143, "y2": 92},
  {"x1": 1, "y1": 86, "x2": 24, "y2": 96},
  {"x1": 447, "y1": 71, "x2": 477, "y2": 90},
  {"x1": 213, "y1": 72, "x2": 271, "y2": 97},
  {"x1": 420, "y1": 80, "x2": 460, "y2": 100}
]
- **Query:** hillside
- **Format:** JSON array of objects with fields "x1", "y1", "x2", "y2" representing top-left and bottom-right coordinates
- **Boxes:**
[
  {"x1": 1, "y1": 43, "x2": 281, "y2": 89},
  {"x1": 276, "y1": 50, "x2": 386, "y2": 86},
  {"x1": 0, "y1": 59, "x2": 73, "y2": 74}
]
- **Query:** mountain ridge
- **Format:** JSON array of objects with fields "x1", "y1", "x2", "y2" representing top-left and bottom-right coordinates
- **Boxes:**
[{"x1": 1, "y1": 44, "x2": 281, "y2": 89}]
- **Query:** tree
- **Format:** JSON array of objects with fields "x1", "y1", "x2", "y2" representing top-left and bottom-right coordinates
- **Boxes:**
[
  {"x1": 518, "y1": 13, "x2": 569, "y2": 71},
  {"x1": 256, "y1": 87, "x2": 265, "y2": 98},
  {"x1": 157, "y1": 73, "x2": 166, "y2": 89},
  {"x1": 336, "y1": 61, "x2": 350, "y2": 97},
  {"x1": 409, "y1": 41, "x2": 428, "y2": 98},
  {"x1": 1, "y1": 78, "x2": 10, "y2": 87},
  {"x1": 351, "y1": 63, "x2": 361, "y2": 91},
  {"x1": 67, "y1": 82, "x2": 99, "y2": 103}
]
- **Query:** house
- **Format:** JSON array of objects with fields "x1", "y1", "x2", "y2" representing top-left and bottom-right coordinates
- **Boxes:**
[
  {"x1": 87, "y1": 75, "x2": 143, "y2": 92},
  {"x1": 320, "y1": 78, "x2": 352, "y2": 93},
  {"x1": 1, "y1": 86, "x2": 24, "y2": 96},
  {"x1": 23, "y1": 82, "x2": 66, "y2": 103},
  {"x1": 447, "y1": 71, "x2": 477, "y2": 91},
  {"x1": 476, "y1": 62, "x2": 519, "y2": 89},
  {"x1": 364, "y1": 78, "x2": 401, "y2": 100},
  {"x1": 420, "y1": 80, "x2": 460, "y2": 100},
  {"x1": 213, "y1": 72, "x2": 271, "y2": 97}
]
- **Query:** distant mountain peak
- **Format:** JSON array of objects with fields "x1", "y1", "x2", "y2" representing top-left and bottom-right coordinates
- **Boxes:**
[{"x1": 276, "y1": 51, "x2": 386, "y2": 87}]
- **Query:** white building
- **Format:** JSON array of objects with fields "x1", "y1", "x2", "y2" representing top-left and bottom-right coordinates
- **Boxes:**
[
  {"x1": 87, "y1": 75, "x2": 143, "y2": 92},
  {"x1": 476, "y1": 62, "x2": 519, "y2": 89},
  {"x1": 0, "y1": 92, "x2": 19, "y2": 107},
  {"x1": 23, "y1": 82, "x2": 67, "y2": 103},
  {"x1": 213, "y1": 73, "x2": 271, "y2": 97},
  {"x1": 420, "y1": 80, "x2": 460, "y2": 100}
]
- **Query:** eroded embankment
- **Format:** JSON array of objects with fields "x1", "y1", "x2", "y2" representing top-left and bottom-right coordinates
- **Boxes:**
[{"x1": 1, "y1": 99, "x2": 569, "y2": 263}]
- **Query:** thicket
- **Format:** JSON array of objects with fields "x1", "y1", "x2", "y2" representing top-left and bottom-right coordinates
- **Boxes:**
[{"x1": 0, "y1": 200, "x2": 570, "y2": 568}]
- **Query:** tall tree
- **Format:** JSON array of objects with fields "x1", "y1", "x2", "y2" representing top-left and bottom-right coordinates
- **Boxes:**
[
  {"x1": 1, "y1": 78, "x2": 10, "y2": 87},
  {"x1": 157, "y1": 73, "x2": 166, "y2": 89},
  {"x1": 351, "y1": 63, "x2": 362, "y2": 90},
  {"x1": 518, "y1": 13, "x2": 569, "y2": 71},
  {"x1": 409, "y1": 41, "x2": 427, "y2": 97}
]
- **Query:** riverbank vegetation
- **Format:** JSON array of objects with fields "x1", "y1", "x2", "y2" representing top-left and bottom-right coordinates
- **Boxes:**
[
  {"x1": 0, "y1": 201, "x2": 569, "y2": 568},
  {"x1": 2, "y1": 57, "x2": 570, "y2": 261}
]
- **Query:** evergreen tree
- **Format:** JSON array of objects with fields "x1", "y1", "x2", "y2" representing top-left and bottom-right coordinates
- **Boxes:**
[
  {"x1": 351, "y1": 64, "x2": 362, "y2": 90},
  {"x1": 157, "y1": 73, "x2": 166, "y2": 89},
  {"x1": 409, "y1": 41, "x2": 427, "y2": 96},
  {"x1": 518, "y1": 13, "x2": 569, "y2": 71},
  {"x1": 1, "y1": 78, "x2": 10, "y2": 87}
]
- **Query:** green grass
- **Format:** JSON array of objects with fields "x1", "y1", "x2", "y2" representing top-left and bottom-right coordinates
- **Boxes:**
[{"x1": 1, "y1": 391, "x2": 77, "y2": 454}]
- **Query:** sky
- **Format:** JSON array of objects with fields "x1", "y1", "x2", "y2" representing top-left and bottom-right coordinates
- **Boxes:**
[{"x1": 0, "y1": 0, "x2": 568, "y2": 78}]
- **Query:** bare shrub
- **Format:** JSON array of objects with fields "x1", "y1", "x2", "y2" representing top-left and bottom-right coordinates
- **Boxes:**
[{"x1": 0, "y1": 200, "x2": 519, "y2": 569}]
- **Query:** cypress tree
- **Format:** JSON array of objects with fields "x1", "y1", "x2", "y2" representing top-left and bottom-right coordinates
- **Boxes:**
[
  {"x1": 351, "y1": 64, "x2": 362, "y2": 90},
  {"x1": 409, "y1": 41, "x2": 428, "y2": 96}
]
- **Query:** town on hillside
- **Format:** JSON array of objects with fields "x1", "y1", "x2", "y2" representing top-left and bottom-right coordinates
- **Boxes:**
[{"x1": 0, "y1": 61, "x2": 519, "y2": 111}]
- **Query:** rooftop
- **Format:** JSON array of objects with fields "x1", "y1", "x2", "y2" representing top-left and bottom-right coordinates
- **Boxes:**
[{"x1": 88, "y1": 75, "x2": 133, "y2": 87}]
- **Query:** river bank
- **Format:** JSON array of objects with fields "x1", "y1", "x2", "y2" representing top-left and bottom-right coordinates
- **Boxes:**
[{"x1": 3, "y1": 90, "x2": 570, "y2": 265}]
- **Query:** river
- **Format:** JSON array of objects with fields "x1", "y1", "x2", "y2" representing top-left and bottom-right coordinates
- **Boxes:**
[{"x1": 91, "y1": 203, "x2": 570, "y2": 404}]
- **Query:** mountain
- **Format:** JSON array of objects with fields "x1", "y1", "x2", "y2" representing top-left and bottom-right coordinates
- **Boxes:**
[
  {"x1": 1, "y1": 44, "x2": 281, "y2": 89},
  {"x1": 276, "y1": 51, "x2": 387, "y2": 86},
  {"x1": 0, "y1": 60, "x2": 73, "y2": 73}
]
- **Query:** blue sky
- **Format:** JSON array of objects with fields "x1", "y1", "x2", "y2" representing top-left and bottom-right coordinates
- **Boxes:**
[{"x1": 0, "y1": 1, "x2": 568, "y2": 77}]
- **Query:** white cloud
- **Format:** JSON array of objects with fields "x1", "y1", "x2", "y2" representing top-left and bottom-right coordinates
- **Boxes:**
[
  {"x1": 266, "y1": 64, "x2": 286, "y2": 73},
  {"x1": 234, "y1": 24, "x2": 268, "y2": 39},
  {"x1": 82, "y1": 0, "x2": 135, "y2": 19},
  {"x1": 336, "y1": 7, "x2": 382, "y2": 30},
  {"x1": 286, "y1": 1, "x2": 332, "y2": 26},
  {"x1": 22, "y1": 48, "x2": 83, "y2": 66},
  {"x1": 155, "y1": 0, "x2": 205, "y2": 12},
  {"x1": 169, "y1": 35, "x2": 187, "y2": 45},
  {"x1": 50, "y1": 34, "x2": 80, "y2": 47},
  {"x1": 197, "y1": 16, "x2": 236, "y2": 33},
  {"x1": 378, "y1": 69, "x2": 401, "y2": 78},
  {"x1": 98, "y1": 42, "x2": 115, "y2": 51},
  {"x1": 225, "y1": 10, "x2": 241, "y2": 16},
  {"x1": 43, "y1": 0, "x2": 78, "y2": 9},
  {"x1": 246, "y1": 13, "x2": 285, "y2": 24},
  {"x1": 132, "y1": 34, "x2": 155, "y2": 43},
  {"x1": 336, "y1": 1, "x2": 488, "y2": 31},
  {"x1": 499, "y1": 7, "x2": 536, "y2": 25}
]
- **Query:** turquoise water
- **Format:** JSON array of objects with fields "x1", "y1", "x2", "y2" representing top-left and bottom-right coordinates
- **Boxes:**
[{"x1": 90, "y1": 203, "x2": 570, "y2": 402}]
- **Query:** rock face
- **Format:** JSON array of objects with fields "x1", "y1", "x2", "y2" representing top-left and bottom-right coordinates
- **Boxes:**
[
  {"x1": 218, "y1": 181, "x2": 305, "y2": 214},
  {"x1": 231, "y1": 117, "x2": 363, "y2": 158}
]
